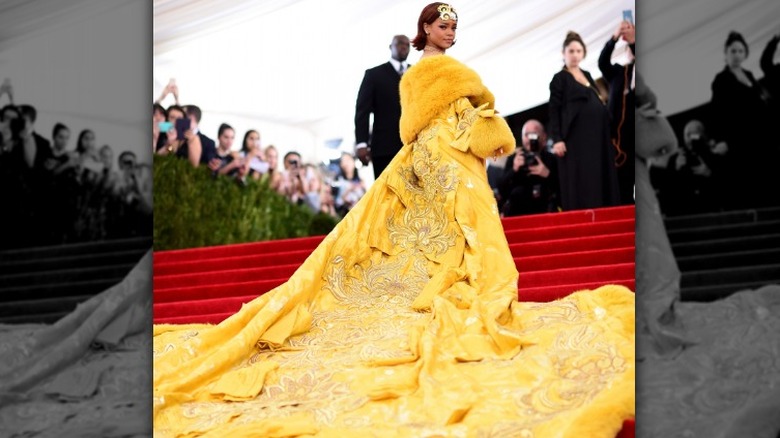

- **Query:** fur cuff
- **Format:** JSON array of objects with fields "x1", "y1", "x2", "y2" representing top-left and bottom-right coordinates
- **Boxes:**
[{"x1": 466, "y1": 115, "x2": 516, "y2": 159}]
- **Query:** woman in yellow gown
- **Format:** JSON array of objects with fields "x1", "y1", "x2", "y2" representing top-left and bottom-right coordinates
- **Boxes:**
[{"x1": 153, "y1": 4, "x2": 635, "y2": 437}]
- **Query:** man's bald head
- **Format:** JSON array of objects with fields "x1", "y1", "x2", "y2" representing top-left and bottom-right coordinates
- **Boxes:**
[{"x1": 521, "y1": 119, "x2": 547, "y2": 151}]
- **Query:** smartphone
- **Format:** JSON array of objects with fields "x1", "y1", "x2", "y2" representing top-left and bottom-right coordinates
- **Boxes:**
[
  {"x1": 623, "y1": 10, "x2": 634, "y2": 25},
  {"x1": 158, "y1": 121, "x2": 173, "y2": 132},
  {"x1": 175, "y1": 118, "x2": 191, "y2": 139}
]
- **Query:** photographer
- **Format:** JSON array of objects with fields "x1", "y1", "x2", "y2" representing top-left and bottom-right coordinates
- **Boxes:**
[
  {"x1": 109, "y1": 151, "x2": 152, "y2": 238},
  {"x1": 653, "y1": 120, "x2": 722, "y2": 214},
  {"x1": 333, "y1": 152, "x2": 366, "y2": 216},
  {"x1": 498, "y1": 119, "x2": 559, "y2": 216},
  {"x1": 278, "y1": 151, "x2": 310, "y2": 205}
]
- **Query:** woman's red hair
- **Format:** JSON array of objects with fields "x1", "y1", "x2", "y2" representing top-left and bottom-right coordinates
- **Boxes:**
[{"x1": 411, "y1": 2, "x2": 456, "y2": 51}]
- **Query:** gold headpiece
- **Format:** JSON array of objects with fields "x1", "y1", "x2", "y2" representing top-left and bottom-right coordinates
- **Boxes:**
[{"x1": 437, "y1": 4, "x2": 457, "y2": 21}]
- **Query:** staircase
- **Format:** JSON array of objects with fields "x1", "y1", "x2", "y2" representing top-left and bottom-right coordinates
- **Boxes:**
[
  {"x1": 152, "y1": 205, "x2": 636, "y2": 324},
  {"x1": 666, "y1": 207, "x2": 780, "y2": 301},
  {"x1": 0, "y1": 237, "x2": 152, "y2": 324},
  {"x1": 151, "y1": 205, "x2": 636, "y2": 438}
]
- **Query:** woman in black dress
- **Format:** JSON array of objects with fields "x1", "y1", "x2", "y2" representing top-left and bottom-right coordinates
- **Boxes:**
[
  {"x1": 710, "y1": 31, "x2": 773, "y2": 208},
  {"x1": 548, "y1": 31, "x2": 620, "y2": 211}
]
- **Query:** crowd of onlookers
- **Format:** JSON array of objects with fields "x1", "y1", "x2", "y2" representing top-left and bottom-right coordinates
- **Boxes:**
[
  {"x1": 0, "y1": 79, "x2": 152, "y2": 249},
  {"x1": 153, "y1": 81, "x2": 365, "y2": 219},
  {"x1": 487, "y1": 21, "x2": 637, "y2": 216},
  {"x1": 649, "y1": 31, "x2": 780, "y2": 215}
]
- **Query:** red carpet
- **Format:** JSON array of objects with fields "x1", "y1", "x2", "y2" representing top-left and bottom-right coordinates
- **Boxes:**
[{"x1": 152, "y1": 205, "x2": 636, "y2": 436}]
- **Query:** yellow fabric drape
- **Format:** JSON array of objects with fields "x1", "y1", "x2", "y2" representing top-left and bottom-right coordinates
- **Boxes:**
[{"x1": 153, "y1": 57, "x2": 634, "y2": 438}]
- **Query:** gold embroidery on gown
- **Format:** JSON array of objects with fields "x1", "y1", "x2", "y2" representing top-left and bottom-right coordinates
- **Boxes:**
[{"x1": 153, "y1": 55, "x2": 634, "y2": 437}]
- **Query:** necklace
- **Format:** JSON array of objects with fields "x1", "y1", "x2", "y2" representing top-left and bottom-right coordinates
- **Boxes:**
[{"x1": 423, "y1": 45, "x2": 445, "y2": 57}]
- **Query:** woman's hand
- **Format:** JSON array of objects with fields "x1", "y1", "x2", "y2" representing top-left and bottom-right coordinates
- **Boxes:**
[
  {"x1": 552, "y1": 141, "x2": 567, "y2": 157},
  {"x1": 208, "y1": 158, "x2": 222, "y2": 171}
]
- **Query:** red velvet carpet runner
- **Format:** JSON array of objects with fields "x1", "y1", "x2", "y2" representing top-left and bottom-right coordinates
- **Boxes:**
[{"x1": 152, "y1": 205, "x2": 636, "y2": 438}]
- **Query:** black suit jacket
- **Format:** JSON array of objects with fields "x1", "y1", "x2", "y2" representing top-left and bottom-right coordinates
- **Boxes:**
[
  {"x1": 177, "y1": 132, "x2": 217, "y2": 165},
  {"x1": 354, "y1": 62, "x2": 404, "y2": 158},
  {"x1": 548, "y1": 68, "x2": 602, "y2": 144},
  {"x1": 498, "y1": 150, "x2": 560, "y2": 211},
  {"x1": 32, "y1": 132, "x2": 53, "y2": 170}
]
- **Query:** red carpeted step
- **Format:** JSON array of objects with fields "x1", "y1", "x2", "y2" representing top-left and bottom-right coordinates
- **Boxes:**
[
  {"x1": 155, "y1": 312, "x2": 233, "y2": 325},
  {"x1": 154, "y1": 294, "x2": 259, "y2": 319},
  {"x1": 504, "y1": 218, "x2": 634, "y2": 244},
  {"x1": 154, "y1": 279, "x2": 284, "y2": 303},
  {"x1": 153, "y1": 235, "x2": 326, "y2": 264},
  {"x1": 519, "y1": 263, "x2": 634, "y2": 288},
  {"x1": 509, "y1": 233, "x2": 634, "y2": 257},
  {"x1": 618, "y1": 419, "x2": 635, "y2": 438},
  {"x1": 519, "y1": 279, "x2": 636, "y2": 302},
  {"x1": 517, "y1": 247, "x2": 634, "y2": 272},
  {"x1": 500, "y1": 205, "x2": 634, "y2": 229},
  {"x1": 154, "y1": 249, "x2": 313, "y2": 276},
  {"x1": 153, "y1": 263, "x2": 301, "y2": 290}
]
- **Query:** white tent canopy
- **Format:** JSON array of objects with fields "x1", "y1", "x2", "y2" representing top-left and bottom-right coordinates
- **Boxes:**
[
  {"x1": 0, "y1": 0, "x2": 150, "y2": 164},
  {"x1": 640, "y1": 0, "x2": 780, "y2": 116},
  {"x1": 154, "y1": 0, "x2": 634, "y2": 166}
]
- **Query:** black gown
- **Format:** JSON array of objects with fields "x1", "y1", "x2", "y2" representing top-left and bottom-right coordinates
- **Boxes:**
[
  {"x1": 549, "y1": 69, "x2": 620, "y2": 211},
  {"x1": 709, "y1": 66, "x2": 774, "y2": 208}
]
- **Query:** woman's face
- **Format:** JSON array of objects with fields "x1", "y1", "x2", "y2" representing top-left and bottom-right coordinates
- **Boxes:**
[
  {"x1": 218, "y1": 128, "x2": 235, "y2": 151},
  {"x1": 266, "y1": 148, "x2": 278, "y2": 169},
  {"x1": 425, "y1": 18, "x2": 457, "y2": 51},
  {"x1": 563, "y1": 41, "x2": 585, "y2": 68},
  {"x1": 246, "y1": 131, "x2": 260, "y2": 151},
  {"x1": 1, "y1": 109, "x2": 18, "y2": 130},
  {"x1": 725, "y1": 42, "x2": 747, "y2": 68},
  {"x1": 153, "y1": 108, "x2": 166, "y2": 124},
  {"x1": 81, "y1": 131, "x2": 96, "y2": 154},
  {"x1": 54, "y1": 129, "x2": 70, "y2": 151},
  {"x1": 340, "y1": 153, "x2": 355, "y2": 172},
  {"x1": 100, "y1": 146, "x2": 113, "y2": 168},
  {"x1": 168, "y1": 109, "x2": 184, "y2": 123}
]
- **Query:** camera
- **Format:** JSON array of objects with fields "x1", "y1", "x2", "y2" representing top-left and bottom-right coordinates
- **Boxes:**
[
  {"x1": 9, "y1": 117, "x2": 26, "y2": 137},
  {"x1": 528, "y1": 132, "x2": 540, "y2": 151},
  {"x1": 522, "y1": 151, "x2": 539, "y2": 167},
  {"x1": 685, "y1": 134, "x2": 705, "y2": 168}
]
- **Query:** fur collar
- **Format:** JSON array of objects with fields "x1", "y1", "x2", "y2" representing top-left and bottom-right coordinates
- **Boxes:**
[{"x1": 399, "y1": 55, "x2": 495, "y2": 144}]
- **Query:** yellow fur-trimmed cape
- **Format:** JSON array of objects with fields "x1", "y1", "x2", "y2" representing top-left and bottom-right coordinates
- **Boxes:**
[{"x1": 399, "y1": 55, "x2": 515, "y2": 158}]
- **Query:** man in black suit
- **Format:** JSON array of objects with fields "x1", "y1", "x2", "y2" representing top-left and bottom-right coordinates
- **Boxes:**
[
  {"x1": 175, "y1": 104, "x2": 217, "y2": 167},
  {"x1": 18, "y1": 104, "x2": 51, "y2": 170},
  {"x1": 354, "y1": 35, "x2": 410, "y2": 179}
]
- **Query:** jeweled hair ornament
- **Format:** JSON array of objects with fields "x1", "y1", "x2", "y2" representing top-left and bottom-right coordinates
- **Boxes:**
[{"x1": 438, "y1": 4, "x2": 457, "y2": 21}]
